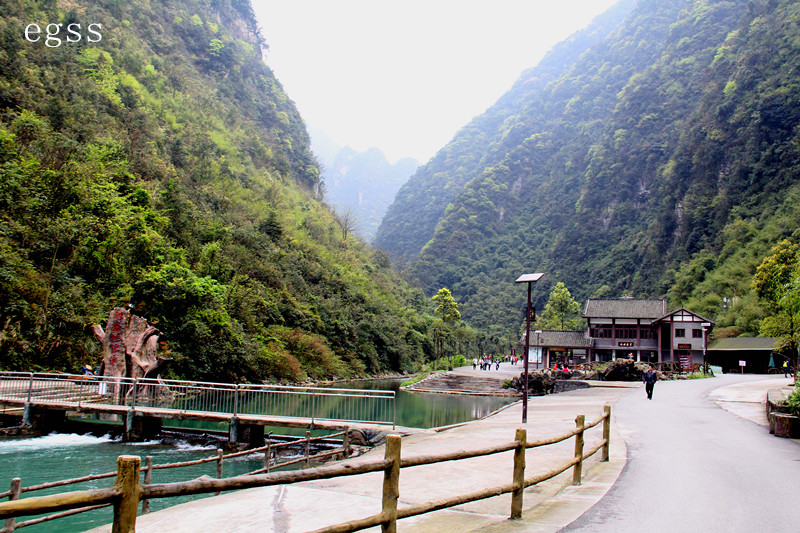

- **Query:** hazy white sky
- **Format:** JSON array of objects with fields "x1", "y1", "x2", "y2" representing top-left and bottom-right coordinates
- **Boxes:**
[{"x1": 253, "y1": 1, "x2": 620, "y2": 163}]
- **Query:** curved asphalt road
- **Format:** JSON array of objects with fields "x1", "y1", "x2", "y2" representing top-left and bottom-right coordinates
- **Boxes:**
[{"x1": 562, "y1": 374, "x2": 800, "y2": 533}]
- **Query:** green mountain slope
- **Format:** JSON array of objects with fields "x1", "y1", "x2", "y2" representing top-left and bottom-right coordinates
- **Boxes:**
[
  {"x1": 0, "y1": 0, "x2": 431, "y2": 381},
  {"x1": 375, "y1": 0, "x2": 800, "y2": 337},
  {"x1": 374, "y1": 0, "x2": 637, "y2": 263}
]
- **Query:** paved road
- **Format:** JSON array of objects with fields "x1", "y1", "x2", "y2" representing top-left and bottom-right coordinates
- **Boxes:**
[{"x1": 561, "y1": 374, "x2": 800, "y2": 533}]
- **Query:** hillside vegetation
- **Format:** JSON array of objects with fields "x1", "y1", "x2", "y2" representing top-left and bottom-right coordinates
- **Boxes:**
[
  {"x1": 0, "y1": 0, "x2": 431, "y2": 382},
  {"x1": 375, "y1": 0, "x2": 800, "y2": 339}
]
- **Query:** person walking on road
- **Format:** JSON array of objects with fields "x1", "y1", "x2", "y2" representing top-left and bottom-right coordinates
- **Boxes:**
[{"x1": 643, "y1": 364, "x2": 658, "y2": 400}]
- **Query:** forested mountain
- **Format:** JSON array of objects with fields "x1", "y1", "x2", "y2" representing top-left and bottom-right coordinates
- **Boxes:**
[
  {"x1": 375, "y1": 0, "x2": 800, "y2": 340},
  {"x1": 317, "y1": 144, "x2": 418, "y2": 241},
  {"x1": 0, "y1": 0, "x2": 432, "y2": 382}
]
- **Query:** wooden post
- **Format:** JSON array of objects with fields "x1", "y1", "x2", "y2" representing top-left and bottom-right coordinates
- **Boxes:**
[
  {"x1": 112, "y1": 455, "x2": 141, "y2": 533},
  {"x1": 3, "y1": 478, "x2": 21, "y2": 532},
  {"x1": 381, "y1": 435, "x2": 401, "y2": 533},
  {"x1": 142, "y1": 456, "x2": 152, "y2": 514},
  {"x1": 602, "y1": 405, "x2": 611, "y2": 461},
  {"x1": 573, "y1": 415, "x2": 585, "y2": 486},
  {"x1": 305, "y1": 431, "x2": 311, "y2": 466},
  {"x1": 215, "y1": 449, "x2": 224, "y2": 496},
  {"x1": 511, "y1": 428, "x2": 527, "y2": 519},
  {"x1": 265, "y1": 441, "x2": 271, "y2": 473},
  {"x1": 343, "y1": 428, "x2": 351, "y2": 458}
]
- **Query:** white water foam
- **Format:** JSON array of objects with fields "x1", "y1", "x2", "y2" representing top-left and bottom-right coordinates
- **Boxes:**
[{"x1": 0, "y1": 432, "x2": 116, "y2": 454}]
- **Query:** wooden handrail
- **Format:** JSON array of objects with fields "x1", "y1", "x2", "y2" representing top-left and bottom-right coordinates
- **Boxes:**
[
  {"x1": 12, "y1": 503, "x2": 112, "y2": 530},
  {"x1": 143, "y1": 458, "x2": 393, "y2": 499},
  {"x1": 0, "y1": 406, "x2": 613, "y2": 532},
  {"x1": 400, "y1": 441, "x2": 518, "y2": 468},
  {"x1": 1, "y1": 430, "x2": 349, "y2": 498},
  {"x1": 0, "y1": 488, "x2": 118, "y2": 520}
]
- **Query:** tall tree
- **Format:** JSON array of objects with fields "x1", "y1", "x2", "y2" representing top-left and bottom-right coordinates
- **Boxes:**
[
  {"x1": 753, "y1": 239, "x2": 800, "y2": 380},
  {"x1": 432, "y1": 288, "x2": 461, "y2": 368},
  {"x1": 754, "y1": 240, "x2": 800, "y2": 382},
  {"x1": 536, "y1": 282, "x2": 583, "y2": 330}
]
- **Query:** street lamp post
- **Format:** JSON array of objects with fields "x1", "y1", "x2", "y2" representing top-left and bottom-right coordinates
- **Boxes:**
[
  {"x1": 701, "y1": 322, "x2": 712, "y2": 375},
  {"x1": 516, "y1": 272, "x2": 544, "y2": 424}
]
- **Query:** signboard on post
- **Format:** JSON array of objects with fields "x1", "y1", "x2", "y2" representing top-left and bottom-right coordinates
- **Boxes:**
[{"x1": 529, "y1": 346, "x2": 542, "y2": 364}]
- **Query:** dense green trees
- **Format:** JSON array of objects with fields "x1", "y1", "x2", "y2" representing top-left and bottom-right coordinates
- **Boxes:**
[
  {"x1": 0, "y1": 0, "x2": 433, "y2": 381},
  {"x1": 753, "y1": 239, "x2": 800, "y2": 376}
]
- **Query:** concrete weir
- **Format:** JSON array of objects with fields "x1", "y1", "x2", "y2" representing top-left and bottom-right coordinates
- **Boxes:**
[{"x1": 0, "y1": 372, "x2": 413, "y2": 445}]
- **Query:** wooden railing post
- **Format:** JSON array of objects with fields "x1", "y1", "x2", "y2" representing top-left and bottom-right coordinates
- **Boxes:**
[
  {"x1": 602, "y1": 405, "x2": 611, "y2": 462},
  {"x1": 343, "y1": 428, "x2": 351, "y2": 458},
  {"x1": 3, "y1": 478, "x2": 21, "y2": 532},
  {"x1": 112, "y1": 455, "x2": 141, "y2": 533},
  {"x1": 215, "y1": 449, "x2": 224, "y2": 496},
  {"x1": 511, "y1": 428, "x2": 527, "y2": 519},
  {"x1": 381, "y1": 435, "x2": 401, "y2": 533},
  {"x1": 305, "y1": 431, "x2": 311, "y2": 466},
  {"x1": 264, "y1": 440, "x2": 271, "y2": 473},
  {"x1": 141, "y1": 456, "x2": 152, "y2": 514},
  {"x1": 573, "y1": 415, "x2": 585, "y2": 486}
]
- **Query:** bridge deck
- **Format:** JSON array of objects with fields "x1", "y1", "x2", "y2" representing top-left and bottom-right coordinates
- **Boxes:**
[{"x1": 0, "y1": 374, "x2": 414, "y2": 435}]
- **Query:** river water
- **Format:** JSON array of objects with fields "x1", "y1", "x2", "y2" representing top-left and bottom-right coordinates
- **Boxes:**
[{"x1": 0, "y1": 378, "x2": 515, "y2": 532}]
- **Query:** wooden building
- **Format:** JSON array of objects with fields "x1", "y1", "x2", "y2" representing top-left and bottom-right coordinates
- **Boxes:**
[
  {"x1": 584, "y1": 298, "x2": 666, "y2": 363},
  {"x1": 707, "y1": 337, "x2": 783, "y2": 374},
  {"x1": 522, "y1": 330, "x2": 593, "y2": 369},
  {"x1": 521, "y1": 297, "x2": 714, "y2": 369}
]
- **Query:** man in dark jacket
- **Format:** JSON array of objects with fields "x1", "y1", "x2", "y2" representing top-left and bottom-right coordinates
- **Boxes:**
[{"x1": 643, "y1": 365, "x2": 658, "y2": 400}]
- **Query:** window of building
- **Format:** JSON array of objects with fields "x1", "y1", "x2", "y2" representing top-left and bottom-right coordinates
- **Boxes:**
[
  {"x1": 674, "y1": 328, "x2": 685, "y2": 338},
  {"x1": 617, "y1": 327, "x2": 638, "y2": 339},
  {"x1": 640, "y1": 328, "x2": 656, "y2": 340},
  {"x1": 590, "y1": 325, "x2": 613, "y2": 338},
  {"x1": 692, "y1": 329, "x2": 703, "y2": 338}
]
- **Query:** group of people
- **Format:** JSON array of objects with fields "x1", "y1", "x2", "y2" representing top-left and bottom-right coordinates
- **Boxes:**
[
  {"x1": 552, "y1": 361, "x2": 569, "y2": 372},
  {"x1": 473, "y1": 355, "x2": 501, "y2": 371}
]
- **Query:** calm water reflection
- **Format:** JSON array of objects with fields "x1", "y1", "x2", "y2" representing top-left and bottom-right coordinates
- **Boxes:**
[{"x1": 334, "y1": 378, "x2": 516, "y2": 429}]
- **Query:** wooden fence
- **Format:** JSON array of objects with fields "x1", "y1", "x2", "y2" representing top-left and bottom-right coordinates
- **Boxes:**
[
  {"x1": 0, "y1": 430, "x2": 352, "y2": 532},
  {"x1": 0, "y1": 406, "x2": 611, "y2": 532}
]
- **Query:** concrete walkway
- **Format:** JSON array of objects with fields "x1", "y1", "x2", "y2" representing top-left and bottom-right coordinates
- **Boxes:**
[
  {"x1": 706, "y1": 375, "x2": 794, "y2": 427},
  {"x1": 87, "y1": 375, "x2": 791, "y2": 532}
]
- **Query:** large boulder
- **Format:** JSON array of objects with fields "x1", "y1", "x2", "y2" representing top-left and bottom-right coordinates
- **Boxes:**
[
  {"x1": 598, "y1": 359, "x2": 651, "y2": 381},
  {"x1": 92, "y1": 307, "x2": 161, "y2": 380},
  {"x1": 92, "y1": 307, "x2": 171, "y2": 400},
  {"x1": 511, "y1": 371, "x2": 556, "y2": 396}
]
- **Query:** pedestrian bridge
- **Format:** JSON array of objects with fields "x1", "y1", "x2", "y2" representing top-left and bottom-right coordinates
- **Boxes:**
[{"x1": 0, "y1": 372, "x2": 398, "y2": 444}]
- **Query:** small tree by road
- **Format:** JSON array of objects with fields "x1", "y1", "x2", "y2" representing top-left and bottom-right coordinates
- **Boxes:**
[{"x1": 432, "y1": 287, "x2": 461, "y2": 369}]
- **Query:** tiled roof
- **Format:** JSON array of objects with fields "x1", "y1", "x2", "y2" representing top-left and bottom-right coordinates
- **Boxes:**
[
  {"x1": 583, "y1": 298, "x2": 667, "y2": 319},
  {"x1": 523, "y1": 330, "x2": 593, "y2": 348},
  {"x1": 708, "y1": 337, "x2": 782, "y2": 351},
  {"x1": 651, "y1": 307, "x2": 714, "y2": 325}
]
